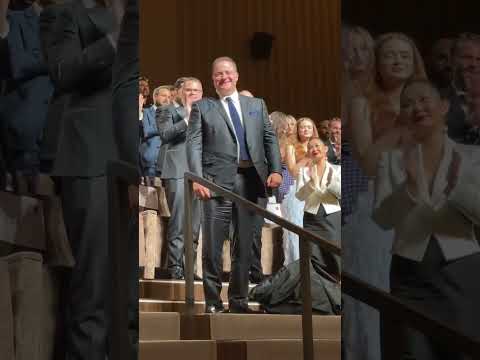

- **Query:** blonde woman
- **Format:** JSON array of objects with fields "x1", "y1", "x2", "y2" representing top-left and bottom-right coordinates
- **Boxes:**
[
  {"x1": 343, "y1": 32, "x2": 427, "y2": 360},
  {"x1": 282, "y1": 117, "x2": 319, "y2": 265},
  {"x1": 270, "y1": 111, "x2": 296, "y2": 203}
]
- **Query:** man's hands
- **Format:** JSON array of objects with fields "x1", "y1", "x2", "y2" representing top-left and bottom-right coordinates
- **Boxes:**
[
  {"x1": 193, "y1": 182, "x2": 211, "y2": 200},
  {"x1": 266, "y1": 173, "x2": 282, "y2": 188}
]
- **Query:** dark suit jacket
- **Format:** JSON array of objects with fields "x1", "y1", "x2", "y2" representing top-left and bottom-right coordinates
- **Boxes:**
[
  {"x1": 442, "y1": 85, "x2": 469, "y2": 142},
  {"x1": 139, "y1": 106, "x2": 161, "y2": 171},
  {"x1": 0, "y1": 5, "x2": 53, "y2": 158},
  {"x1": 48, "y1": 2, "x2": 118, "y2": 176},
  {"x1": 187, "y1": 95, "x2": 282, "y2": 190},
  {"x1": 111, "y1": 0, "x2": 139, "y2": 171},
  {"x1": 157, "y1": 104, "x2": 189, "y2": 179},
  {"x1": 38, "y1": 4, "x2": 70, "y2": 171}
]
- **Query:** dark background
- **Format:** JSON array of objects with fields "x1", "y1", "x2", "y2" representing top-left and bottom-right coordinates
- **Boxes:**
[
  {"x1": 140, "y1": 0, "x2": 341, "y2": 124},
  {"x1": 342, "y1": 0, "x2": 479, "y2": 56}
]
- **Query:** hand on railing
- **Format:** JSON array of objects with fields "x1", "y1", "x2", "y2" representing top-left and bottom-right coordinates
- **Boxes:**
[
  {"x1": 266, "y1": 173, "x2": 282, "y2": 188},
  {"x1": 192, "y1": 182, "x2": 211, "y2": 199}
]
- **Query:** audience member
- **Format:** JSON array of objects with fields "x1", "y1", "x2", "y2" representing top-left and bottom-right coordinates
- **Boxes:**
[
  {"x1": 186, "y1": 56, "x2": 282, "y2": 313},
  {"x1": 157, "y1": 77, "x2": 203, "y2": 280}
]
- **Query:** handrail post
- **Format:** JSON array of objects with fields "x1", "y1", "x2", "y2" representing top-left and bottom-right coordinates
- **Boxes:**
[
  {"x1": 184, "y1": 176, "x2": 195, "y2": 315},
  {"x1": 300, "y1": 235, "x2": 314, "y2": 360}
]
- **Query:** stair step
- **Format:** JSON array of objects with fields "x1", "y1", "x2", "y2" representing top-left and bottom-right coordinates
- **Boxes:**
[
  {"x1": 180, "y1": 314, "x2": 341, "y2": 341},
  {"x1": 140, "y1": 340, "x2": 216, "y2": 360},
  {"x1": 139, "y1": 299, "x2": 261, "y2": 313},
  {"x1": 216, "y1": 339, "x2": 341, "y2": 360},
  {"x1": 139, "y1": 339, "x2": 340, "y2": 360},
  {"x1": 139, "y1": 279, "x2": 256, "y2": 302},
  {"x1": 139, "y1": 312, "x2": 180, "y2": 341}
]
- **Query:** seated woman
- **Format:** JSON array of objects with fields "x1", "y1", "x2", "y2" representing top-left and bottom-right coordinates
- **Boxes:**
[
  {"x1": 295, "y1": 137, "x2": 341, "y2": 279},
  {"x1": 374, "y1": 79, "x2": 480, "y2": 359}
]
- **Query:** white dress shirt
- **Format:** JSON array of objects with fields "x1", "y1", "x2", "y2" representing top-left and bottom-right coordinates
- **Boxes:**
[
  {"x1": 218, "y1": 90, "x2": 245, "y2": 162},
  {"x1": 295, "y1": 162, "x2": 341, "y2": 215},
  {"x1": 219, "y1": 90, "x2": 244, "y2": 126},
  {"x1": 374, "y1": 136, "x2": 480, "y2": 262}
]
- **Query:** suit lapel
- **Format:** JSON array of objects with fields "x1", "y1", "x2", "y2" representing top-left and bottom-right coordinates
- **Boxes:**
[
  {"x1": 239, "y1": 95, "x2": 253, "y2": 146},
  {"x1": 213, "y1": 99, "x2": 236, "y2": 139},
  {"x1": 175, "y1": 106, "x2": 186, "y2": 120},
  {"x1": 86, "y1": 7, "x2": 115, "y2": 36}
]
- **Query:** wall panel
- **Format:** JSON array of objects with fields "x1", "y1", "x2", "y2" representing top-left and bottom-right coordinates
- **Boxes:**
[{"x1": 141, "y1": 0, "x2": 341, "y2": 123}]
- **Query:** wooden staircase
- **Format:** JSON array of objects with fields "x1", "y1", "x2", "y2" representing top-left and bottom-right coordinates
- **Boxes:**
[{"x1": 139, "y1": 279, "x2": 341, "y2": 360}]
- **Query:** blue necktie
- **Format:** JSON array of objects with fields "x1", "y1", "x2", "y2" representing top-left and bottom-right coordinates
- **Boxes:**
[{"x1": 226, "y1": 97, "x2": 250, "y2": 161}]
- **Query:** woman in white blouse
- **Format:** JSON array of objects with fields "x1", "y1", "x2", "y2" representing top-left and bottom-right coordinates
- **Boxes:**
[
  {"x1": 296, "y1": 137, "x2": 341, "y2": 278},
  {"x1": 374, "y1": 79, "x2": 480, "y2": 359}
]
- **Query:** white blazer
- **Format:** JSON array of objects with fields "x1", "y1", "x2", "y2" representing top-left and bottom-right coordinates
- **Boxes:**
[
  {"x1": 373, "y1": 137, "x2": 480, "y2": 262},
  {"x1": 295, "y1": 162, "x2": 341, "y2": 215}
]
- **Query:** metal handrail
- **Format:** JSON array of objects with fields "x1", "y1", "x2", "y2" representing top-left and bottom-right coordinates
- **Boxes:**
[
  {"x1": 107, "y1": 160, "x2": 139, "y2": 360},
  {"x1": 183, "y1": 171, "x2": 341, "y2": 360},
  {"x1": 183, "y1": 171, "x2": 480, "y2": 359},
  {"x1": 342, "y1": 272, "x2": 480, "y2": 357}
]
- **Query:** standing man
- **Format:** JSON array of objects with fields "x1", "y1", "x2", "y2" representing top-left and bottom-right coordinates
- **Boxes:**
[
  {"x1": 47, "y1": 0, "x2": 124, "y2": 359},
  {"x1": 157, "y1": 77, "x2": 202, "y2": 280},
  {"x1": 329, "y1": 117, "x2": 342, "y2": 164},
  {"x1": 187, "y1": 57, "x2": 282, "y2": 313}
]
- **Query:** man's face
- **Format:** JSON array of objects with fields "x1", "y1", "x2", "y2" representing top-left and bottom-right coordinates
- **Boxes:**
[
  {"x1": 182, "y1": 80, "x2": 203, "y2": 105},
  {"x1": 154, "y1": 89, "x2": 171, "y2": 106},
  {"x1": 212, "y1": 60, "x2": 239, "y2": 96},
  {"x1": 431, "y1": 38, "x2": 453, "y2": 81},
  {"x1": 139, "y1": 80, "x2": 150, "y2": 97},
  {"x1": 329, "y1": 120, "x2": 341, "y2": 142},
  {"x1": 453, "y1": 39, "x2": 480, "y2": 90},
  {"x1": 318, "y1": 120, "x2": 330, "y2": 140},
  {"x1": 454, "y1": 40, "x2": 480, "y2": 73}
]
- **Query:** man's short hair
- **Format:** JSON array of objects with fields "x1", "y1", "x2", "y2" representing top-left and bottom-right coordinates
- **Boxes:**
[
  {"x1": 153, "y1": 85, "x2": 172, "y2": 97},
  {"x1": 452, "y1": 33, "x2": 480, "y2": 56},
  {"x1": 174, "y1": 77, "x2": 189, "y2": 90},
  {"x1": 212, "y1": 56, "x2": 238, "y2": 72},
  {"x1": 183, "y1": 77, "x2": 202, "y2": 86}
]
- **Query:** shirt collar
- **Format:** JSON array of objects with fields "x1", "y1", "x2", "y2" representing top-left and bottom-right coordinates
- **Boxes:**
[{"x1": 219, "y1": 90, "x2": 240, "y2": 104}]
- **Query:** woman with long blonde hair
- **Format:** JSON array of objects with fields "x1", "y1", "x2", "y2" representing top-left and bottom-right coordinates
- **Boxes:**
[
  {"x1": 343, "y1": 31, "x2": 428, "y2": 360},
  {"x1": 282, "y1": 117, "x2": 319, "y2": 265}
]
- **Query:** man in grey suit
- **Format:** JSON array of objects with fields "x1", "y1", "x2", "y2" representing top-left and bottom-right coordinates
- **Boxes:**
[
  {"x1": 187, "y1": 57, "x2": 282, "y2": 313},
  {"x1": 157, "y1": 77, "x2": 202, "y2": 279}
]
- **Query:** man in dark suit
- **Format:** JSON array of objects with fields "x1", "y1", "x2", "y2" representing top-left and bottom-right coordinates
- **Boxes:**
[
  {"x1": 0, "y1": 0, "x2": 54, "y2": 191},
  {"x1": 187, "y1": 57, "x2": 282, "y2": 313},
  {"x1": 444, "y1": 34, "x2": 480, "y2": 143},
  {"x1": 47, "y1": 0, "x2": 122, "y2": 358},
  {"x1": 157, "y1": 77, "x2": 202, "y2": 280},
  {"x1": 38, "y1": 1, "x2": 70, "y2": 175},
  {"x1": 139, "y1": 93, "x2": 161, "y2": 179}
]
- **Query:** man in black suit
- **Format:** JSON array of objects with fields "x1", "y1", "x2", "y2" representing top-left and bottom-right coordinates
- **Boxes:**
[
  {"x1": 157, "y1": 77, "x2": 202, "y2": 280},
  {"x1": 38, "y1": 1, "x2": 70, "y2": 175},
  {"x1": 187, "y1": 56, "x2": 282, "y2": 313},
  {"x1": 111, "y1": 0, "x2": 139, "y2": 357},
  {"x1": 47, "y1": 0, "x2": 123, "y2": 358},
  {"x1": 444, "y1": 34, "x2": 480, "y2": 143}
]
